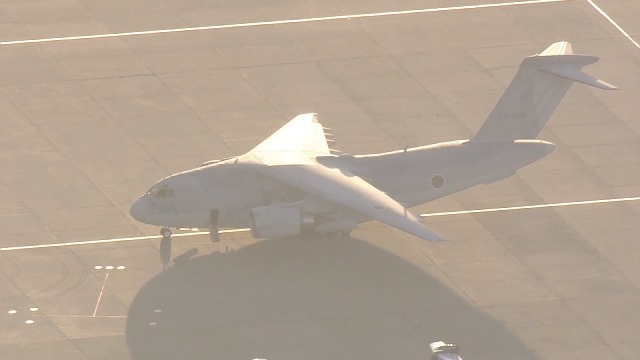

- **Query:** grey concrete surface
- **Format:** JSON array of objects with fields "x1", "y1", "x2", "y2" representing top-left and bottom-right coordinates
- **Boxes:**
[{"x1": 1, "y1": 0, "x2": 638, "y2": 359}]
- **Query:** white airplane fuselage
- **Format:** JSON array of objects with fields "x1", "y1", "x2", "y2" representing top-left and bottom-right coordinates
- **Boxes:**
[
  {"x1": 129, "y1": 41, "x2": 616, "y2": 241},
  {"x1": 129, "y1": 139, "x2": 554, "y2": 231}
]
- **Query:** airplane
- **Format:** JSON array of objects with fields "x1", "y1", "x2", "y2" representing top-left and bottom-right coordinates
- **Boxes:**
[{"x1": 129, "y1": 41, "x2": 617, "y2": 243}]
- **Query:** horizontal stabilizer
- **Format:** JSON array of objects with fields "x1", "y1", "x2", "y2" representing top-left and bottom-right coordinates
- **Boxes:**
[{"x1": 525, "y1": 55, "x2": 618, "y2": 90}]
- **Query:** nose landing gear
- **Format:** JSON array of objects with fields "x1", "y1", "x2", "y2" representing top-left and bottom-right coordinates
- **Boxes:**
[{"x1": 160, "y1": 227, "x2": 172, "y2": 239}]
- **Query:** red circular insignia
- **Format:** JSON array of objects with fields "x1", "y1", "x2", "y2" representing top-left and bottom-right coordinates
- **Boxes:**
[{"x1": 431, "y1": 174, "x2": 445, "y2": 189}]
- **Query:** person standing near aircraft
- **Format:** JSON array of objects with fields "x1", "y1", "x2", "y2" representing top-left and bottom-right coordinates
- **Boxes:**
[{"x1": 160, "y1": 234, "x2": 171, "y2": 271}]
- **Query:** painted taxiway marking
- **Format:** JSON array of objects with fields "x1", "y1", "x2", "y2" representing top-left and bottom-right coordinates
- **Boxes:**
[
  {"x1": 1, "y1": 196, "x2": 637, "y2": 252},
  {"x1": 587, "y1": 0, "x2": 639, "y2": 49},
  {"x1": 0, "y1": 228, "x2": 248, "y2": 251},
  {"x1": 93, "y1": 272, "x2": 109, "y2": 318},
  {"x1": 39, "y1": 314, "x2": 127, "y2": 319},
  {"x1": 0, "y1": 0, "x2": 567, "y2": 46},
  {"x1": 419, "y1": 196, "x2": 640, "y2": 217}
]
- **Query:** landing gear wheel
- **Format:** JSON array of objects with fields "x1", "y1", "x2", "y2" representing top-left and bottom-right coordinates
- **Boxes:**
[{"x1": 161, "y1": 227, "x2": 172, "y2": 239}]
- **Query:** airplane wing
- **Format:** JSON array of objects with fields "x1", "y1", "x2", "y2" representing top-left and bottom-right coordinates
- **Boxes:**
[
  {"x1": 258, "y1": 164, "x2": 448, "y2": 243},
  {"x1": 244, "y1": 112, "x2": 446, "y2": 242},
  {"x1": 250, "y1": 113, "x2": 331, "y2": 155}
]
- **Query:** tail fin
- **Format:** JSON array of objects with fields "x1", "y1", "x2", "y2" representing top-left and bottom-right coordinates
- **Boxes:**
[{"x1": 471, "y1": 41, "x2": 617, "y2": 143}]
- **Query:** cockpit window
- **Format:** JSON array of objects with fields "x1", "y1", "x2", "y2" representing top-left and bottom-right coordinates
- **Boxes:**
[
  {"x1": 146, "y1": 186, "x2": 174, "y2": 198},
  {"x1": 156, "y1": 188, "x2": 174, "y2": 198}
]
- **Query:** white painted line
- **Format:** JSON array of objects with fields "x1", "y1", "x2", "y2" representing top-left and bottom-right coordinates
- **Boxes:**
[
  {"x1": 0, "y1": 197, "x2": 636, "y2": 252},
  {"x1": 0, "y1": 228, "x2": 248, "y2": 252},
  {"x1": 8, "y1": 310, "x2": 17, "y2": 314},
  {"x1": 105, "y1": 266, "x2": 114, "y2": 270},
  {"x1": 117, "y1": 266, "x2": 125, "y2": 270},
  {"x1": 0, "y1": 0, "x2": 567, "y2": 46},
  {"x1": 150, "y1": 322, "x2": 157, "y2": 326},
  {"x1": 93, "y1": 272, "x2": 109, "y2": 318},
  {"x1": 587, "y1": 0, "x2": 639, "y2": 49},
  {"x1": 94, "y1": 266, "x2": 103, "y2": 270},
  {"x1": 40, "y1": 314, "x2": 127, "y2": 318},
  {"x1": 420, "y1": 196, "x2": 640, "y2": 217},
  {"x1": 29, "y1": 307, "x2": 38, "y2": 312},
  {"x1": 25, "y1": 320, "x2": 34, "y2": 324}
]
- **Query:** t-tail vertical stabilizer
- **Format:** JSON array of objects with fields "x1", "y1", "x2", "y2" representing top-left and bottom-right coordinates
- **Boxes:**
[{"x1": 471, "y1": 41, "x2": 617, "y2": 143}]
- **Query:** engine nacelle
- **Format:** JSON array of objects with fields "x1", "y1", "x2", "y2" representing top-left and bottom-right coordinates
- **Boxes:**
[{"x1": 249, "y1": 204, "x2": 315, "y2": 239}]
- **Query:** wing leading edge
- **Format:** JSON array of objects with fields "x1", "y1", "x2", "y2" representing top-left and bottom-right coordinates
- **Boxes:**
[
  {"x1": 260, "y1": 164, "x2": 447, "y2": 243},
  {"x1": 250, "y1": 113, "x2": 331, "y2": 155}
]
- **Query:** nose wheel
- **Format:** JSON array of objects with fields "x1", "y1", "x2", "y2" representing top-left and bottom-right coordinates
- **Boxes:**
[{"x1": 160, "y1": 227, "x2": 172, "y2": 238}]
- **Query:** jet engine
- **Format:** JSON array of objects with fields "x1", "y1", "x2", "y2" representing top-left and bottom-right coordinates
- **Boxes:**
[{"x1": 249, "y1": 204, "x2": 316, "y2": 239}]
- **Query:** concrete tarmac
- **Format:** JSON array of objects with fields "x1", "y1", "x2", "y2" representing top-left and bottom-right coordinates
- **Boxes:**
[{"x1": 1, "y1": 0, "x2": 638, "y2": 359}]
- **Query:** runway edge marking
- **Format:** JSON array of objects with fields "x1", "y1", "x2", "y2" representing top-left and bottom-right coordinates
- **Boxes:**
[{"x1": 1, "y1": 196, "x2": 637, "y2": 252}]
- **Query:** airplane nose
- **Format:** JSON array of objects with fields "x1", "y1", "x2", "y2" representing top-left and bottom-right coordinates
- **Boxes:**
[{"x1": 129, "y1": 198, "x2": 147, "y2": 223}]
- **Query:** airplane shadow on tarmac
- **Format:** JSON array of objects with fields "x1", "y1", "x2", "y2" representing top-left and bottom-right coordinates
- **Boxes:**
[{"x1": 126, "y1": 235, "x2": 538, "y2": 360}]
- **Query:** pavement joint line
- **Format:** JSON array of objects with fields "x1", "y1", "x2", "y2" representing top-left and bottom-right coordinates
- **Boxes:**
[
  {"x1": 1, "y1": 196, "x2": 636, "y2": 252},
  {"x1": 587, "y1": 0, "x2": 639, "y2": 49},
  {"x1": 0, "y1": 0, "x2": 568, "y2": 46}
]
